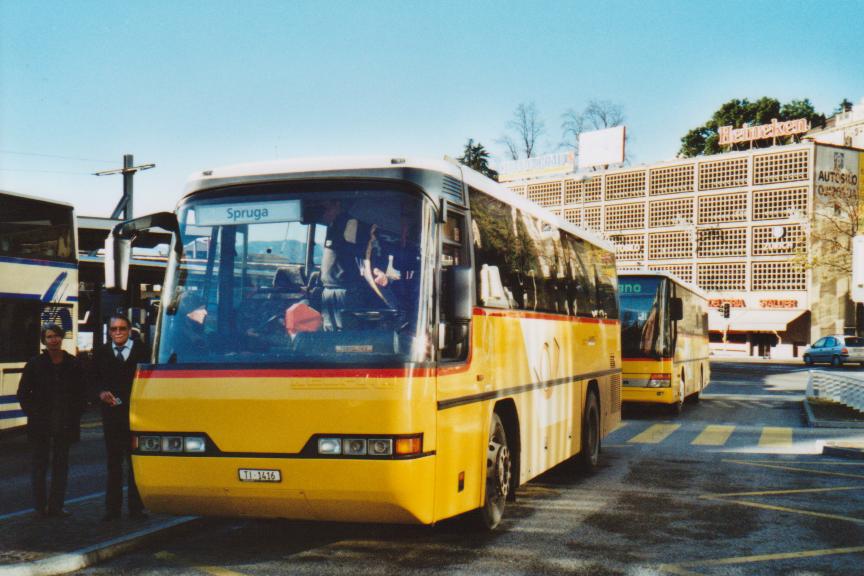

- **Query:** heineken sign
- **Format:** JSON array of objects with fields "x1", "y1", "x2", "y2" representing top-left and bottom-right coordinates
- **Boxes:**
[{"x1": 718, "y1": 118, "x2": 810, "y2": 146}]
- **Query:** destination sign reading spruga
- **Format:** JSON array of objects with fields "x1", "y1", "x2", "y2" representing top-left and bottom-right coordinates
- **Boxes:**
[{"x1": 196, "y1": 200, "x2": 301, "y2": 226}]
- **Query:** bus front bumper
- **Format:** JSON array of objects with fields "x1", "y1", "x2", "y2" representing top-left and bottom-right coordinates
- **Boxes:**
[
  {"x1": 132, "y1": 454, "x2": 437, "y2": 525},
  {"x1": 622, "y1": 386, "x2": 675, "y2": 405}
]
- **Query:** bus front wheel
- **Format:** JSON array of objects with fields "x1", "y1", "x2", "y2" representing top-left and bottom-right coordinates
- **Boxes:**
[
  {"x1": 694, "y1": 367, "x2": 704, "y2": 403},
  {"x1": 579, "y1": 390, "x2": 601, "y2": 472},
  {"x1": 672, "y1": 373, "x2": 685, "y2": 415},
  {"x1": 475, "y1": 412, "x2": 511, "y2": 530}
]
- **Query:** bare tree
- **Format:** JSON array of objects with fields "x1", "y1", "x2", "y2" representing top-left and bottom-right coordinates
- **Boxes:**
[
  {"x1": 499, "y1": 102, "x2": 545, "y2": 160},
  {"x1": 498, "y1": 135, "x2": 520, "y2": 161},
  {"x1": 798, "y1": 190, "x2": 862, "y2": 275},
  {"x1": 561, "y1": 99, "x2": 625, "y2": 154}
]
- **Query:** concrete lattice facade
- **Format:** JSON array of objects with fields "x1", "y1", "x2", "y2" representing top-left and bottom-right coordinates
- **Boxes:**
[{"x1": 502, "y1": 142, "x2": 863, "y2": 359}]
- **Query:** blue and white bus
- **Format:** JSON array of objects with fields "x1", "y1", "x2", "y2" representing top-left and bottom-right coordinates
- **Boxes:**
[{"x1": 0, "y1": 191, "x2": 78, "y2": 430}]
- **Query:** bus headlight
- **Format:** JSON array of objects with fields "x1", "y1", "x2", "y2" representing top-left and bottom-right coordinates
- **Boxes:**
[
  {"x1": 314, "y1": 435, "x2": 419, "y2": 457},
  {"x1": 368, "y1": 439, "x2": 393, "y2": 456},
  {"x1": 318, "y1": 438, "x2": 342, "y2": 455},
  {"x1": 647, "y1": 374, "x2": 672, "y2": 388},
  {"x1": 133, "y1": 433, "x2": 209, "y2": 454},
  {"x1": 343, "y1": 438, "x2": 367, "y2": 456},
  {"x1": 139, "y1": 436, "x2": 162, "y2": 452},
  {"x1": 184, "y1": 436, "x2": 207, "y2": 453},
  {"x1": 162, "y1": 436, "x2": 184, "y2": 452}
]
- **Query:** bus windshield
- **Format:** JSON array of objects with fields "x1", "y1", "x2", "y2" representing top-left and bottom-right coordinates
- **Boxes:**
[
  {"x1": 0, "y1": 195, "x2": 75, "y2": 262},
  {"x1": 156, "y1": 184, "x2": 433, "y2": 366},
  {"x1": 619, "y1": 276, "x2": 666, "y2": 359}
]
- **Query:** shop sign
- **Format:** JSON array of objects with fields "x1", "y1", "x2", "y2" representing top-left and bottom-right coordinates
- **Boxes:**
[
  {"x1": 760, "y1": 299, "x2": 798, "y2": 309},
  {"x1": 498, "y1": 152, "x2": 576, "y2": 183},
  {"x1": 718, "y1": 118, "x2": 809, "y2": 146},
  {"x1": 708, "y1": 299, "x2": 745, "y2": 308}
]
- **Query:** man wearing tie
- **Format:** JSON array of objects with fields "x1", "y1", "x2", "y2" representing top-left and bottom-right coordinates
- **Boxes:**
[{"x1": 93, "y1": 314, "x2": 150, "y2": 521}]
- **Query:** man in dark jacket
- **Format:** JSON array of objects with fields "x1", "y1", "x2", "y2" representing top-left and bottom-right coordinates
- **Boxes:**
[
  {"x1": 92, "y1": 314, "x2": 150, "y2": 521},
  {"x1": 17, "y1": 324, "x2": 86, "y2": 517}
]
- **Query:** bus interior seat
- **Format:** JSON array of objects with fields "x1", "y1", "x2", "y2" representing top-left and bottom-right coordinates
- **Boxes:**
[
  {"x1": 271, "y1": 266, "x2": 307, "y2": 298},
  {"x1": 305, "y1": 270, "x2": 323, "y2": 308}
]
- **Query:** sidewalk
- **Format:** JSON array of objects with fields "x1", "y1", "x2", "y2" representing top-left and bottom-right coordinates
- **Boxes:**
[
  {"x1": 800, "y1": 396, "x2": 864, "y2": 459},
  {"x1": 709, "y1": 355, "x2": 808, "y2": 367},
  {"x1": 0, "y1": 496, "x2": 197, "y2": 576}
]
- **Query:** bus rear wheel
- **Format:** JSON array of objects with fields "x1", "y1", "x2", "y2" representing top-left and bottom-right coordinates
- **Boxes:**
[
  {"x1": 475, "y1": 412, "x2": 511, "y2": 530},
  {"x1": 579, "y1": 390, "x2": 601, "y2": 472}
]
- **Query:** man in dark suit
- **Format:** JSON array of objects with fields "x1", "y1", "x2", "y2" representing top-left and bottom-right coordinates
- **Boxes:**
[{"x1": 92, "y1": 314, "x2": 150, "y2": 521}]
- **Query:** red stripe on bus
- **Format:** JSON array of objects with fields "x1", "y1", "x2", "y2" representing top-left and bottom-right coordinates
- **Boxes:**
[
  {"x1": 478, "y1": 308, "x2": 619, "y2": 324},
  {"x1": 136, "y1": 367, "x2": 436, "y2": 379}
]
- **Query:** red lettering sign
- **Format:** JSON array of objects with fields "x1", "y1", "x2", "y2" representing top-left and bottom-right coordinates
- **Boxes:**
[{"x1": 759, "y1": 299, "x2": 798, "y2": 309}]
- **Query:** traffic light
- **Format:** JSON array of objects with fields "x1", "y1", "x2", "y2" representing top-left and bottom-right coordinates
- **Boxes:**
[{"x1": 722, "y1": 303, "x2": 730, "y2": 318}]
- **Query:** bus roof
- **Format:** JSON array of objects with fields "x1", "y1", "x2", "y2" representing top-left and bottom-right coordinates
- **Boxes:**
[
  {"x1": 0, "y1": 189, "x2": 75, "y2": 210},
  {"x1": 618, "y1": 269, "x2": 708, "y2": 300},
  {"x1": 182, "y1": 156, "x2": 614, "y2": 252}
]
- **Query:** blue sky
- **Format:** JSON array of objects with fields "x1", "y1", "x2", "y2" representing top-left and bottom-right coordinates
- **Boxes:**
[{"x1": 1, "y1": 0, "x2": 862, "y2": 216}]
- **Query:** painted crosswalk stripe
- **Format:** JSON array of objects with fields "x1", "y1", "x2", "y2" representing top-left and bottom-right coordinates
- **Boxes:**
[
  {"x1": 627, "y1": 423, "x2": 680, "y2": 444},
  {"x1": 758, "y1": 426, "x2": 793, "y2": 447},
  {"x1": 691, "y1": 425, "x2": 735, "y2": 446}
]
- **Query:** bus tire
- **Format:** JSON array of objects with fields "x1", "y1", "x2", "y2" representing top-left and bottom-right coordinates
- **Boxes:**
[
  {"x1": 474, "y1": 412, "x2": 511, "y2": 530},
  {"x1": 694, "y1": 367, "x2": 704, "y2": 403},
  {"x1": 579, "y1": 390, "x2": 601, "y2": 472}
]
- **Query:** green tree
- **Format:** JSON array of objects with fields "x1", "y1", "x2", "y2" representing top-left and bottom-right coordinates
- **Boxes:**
[
  {"x1": 678, "y1": 97, "x2": 826, "y2": 157},
  {"x1": 835, "y1": 98, "x2": 854, "y2": 114},
  {"x1": 457, "y1": 138, "x2": 498, "y2": 180}
]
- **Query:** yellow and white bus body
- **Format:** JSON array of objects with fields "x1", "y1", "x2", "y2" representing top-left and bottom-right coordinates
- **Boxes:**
[
  {"x1": 0, "y1": 191, "x2": 78, "y2": 430},
  {"x1": 618, "y1": 271, "x2": 710, "y2": 413},
  {"x1": 128, "y1": 158, "x2": 621, "y2": 527}
]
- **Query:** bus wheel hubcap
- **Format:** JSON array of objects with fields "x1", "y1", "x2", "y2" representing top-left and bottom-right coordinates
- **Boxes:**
[{"x1": 490, "y1": 441, "x2": 511, "y2": 499}]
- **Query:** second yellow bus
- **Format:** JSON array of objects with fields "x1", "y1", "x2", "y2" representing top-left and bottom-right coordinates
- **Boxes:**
[{"x1": 618, "y1": 270, "x2": 710, "y2": 414}]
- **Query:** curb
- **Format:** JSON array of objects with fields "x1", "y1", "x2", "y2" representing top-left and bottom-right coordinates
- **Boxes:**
[
  {"x1": 0, "y1": 516, "x2": 199, "y2": 576},
  {"x1": 822, "y1": 443, "x2": 864, "y2": 460},
  {"x1": 803, "y1": 398, "x2": 864, "y2": 429},
  {"x1": 709, "y1": 357, "x2": 807, "y2": 367}
]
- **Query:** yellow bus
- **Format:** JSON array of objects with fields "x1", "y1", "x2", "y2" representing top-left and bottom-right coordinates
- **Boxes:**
[
  {"x1": 618, "y1": 270, "x2": 710, "y2": 414},
  {"x1": 106, "y1": 157, "x2": 621, "y2": 529},
  {"x1": 1, "y1": 190, "x2": 78, "y2": 430}
]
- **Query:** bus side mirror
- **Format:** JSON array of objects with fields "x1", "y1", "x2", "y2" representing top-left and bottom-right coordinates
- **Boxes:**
[
  {"x1": 445, "y1": 265, "x2": 473, "y2": 323},
  {"x1": 670, "y1": 297, "x2": 683, "y2": 321},
  {"x1": 105, "y1": 211, "x2": 181, "y2": 292},
  {"x1": 104, "y1": 236, "x2": 131, "y2": 291}
]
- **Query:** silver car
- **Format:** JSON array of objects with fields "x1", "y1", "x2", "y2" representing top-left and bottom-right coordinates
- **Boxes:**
[{"x1": 803, "y1": 335, "x2": 864, "y2": 367}]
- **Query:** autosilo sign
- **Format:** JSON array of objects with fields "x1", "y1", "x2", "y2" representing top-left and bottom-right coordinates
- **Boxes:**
[{"x1": 815, "y1": 146, "x2": 860, "y2": 200}]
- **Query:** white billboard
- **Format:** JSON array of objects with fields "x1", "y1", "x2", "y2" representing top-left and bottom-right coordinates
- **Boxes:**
[{"x1": 579, "y1": 126, "x2": 626, "y2": 170}]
